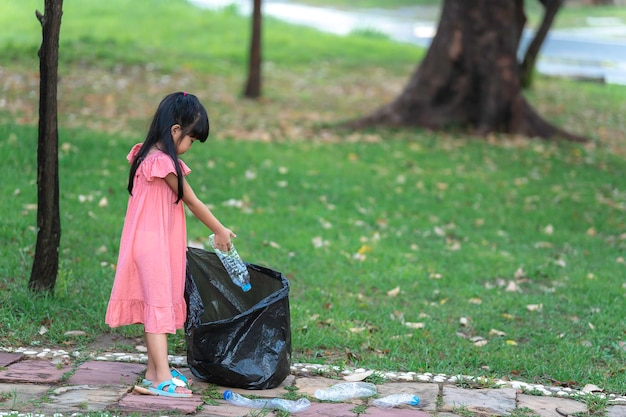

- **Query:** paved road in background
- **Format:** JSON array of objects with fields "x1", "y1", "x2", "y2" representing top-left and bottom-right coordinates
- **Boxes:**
[{"x1": 191, "y1": 0, "x2": 626, "y2": 85}]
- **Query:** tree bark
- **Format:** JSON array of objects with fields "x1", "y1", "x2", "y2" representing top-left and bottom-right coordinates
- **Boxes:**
[
  {"x1": 520, "y1": 0, "x2": 564, "y2": 88},
  {"x1": 350, "y1": 0, "x2": 586, "y2": 142},
  {"x1": 243, "y1": 0, "x2": 262, "y2": 98},
  {"x1": 29, "y1": 0, "x2": 63, "y2": 292}
]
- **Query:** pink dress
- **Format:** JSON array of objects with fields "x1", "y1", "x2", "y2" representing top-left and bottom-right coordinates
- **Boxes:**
[{"x1": 105, "y1": 143, "x2": 191, "y2": 334}]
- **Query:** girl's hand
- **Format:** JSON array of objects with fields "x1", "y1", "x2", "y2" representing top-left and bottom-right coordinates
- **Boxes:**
[{"x1": 213, "y1": 228, "x2": 236, "y2": 252}]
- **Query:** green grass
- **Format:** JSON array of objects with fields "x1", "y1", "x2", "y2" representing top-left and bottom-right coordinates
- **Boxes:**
[
  {"x1": 0, "y1": 0, "x2": 421, "y2": 73},
  {"x1": 1, "y1": 0, "x2": 625, "y2": 396}
]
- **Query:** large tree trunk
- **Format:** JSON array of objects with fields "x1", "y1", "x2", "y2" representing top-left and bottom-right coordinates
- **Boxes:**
[
  {"x1": 29, "y1": 0, "x2": 63, "y2": 292},
  {"x1": 351, "y1": 0, "x2": 586, "y2": 142},
  {"x1": 243, "y1": 0, "x2": 262, "y2": 98}
]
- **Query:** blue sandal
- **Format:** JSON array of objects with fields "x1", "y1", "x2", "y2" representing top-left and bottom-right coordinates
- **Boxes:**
[
  {"x1": 142, "y1": 368, "x2": 189, "y2": 387},
  {"x1": 148, "y1": 378, "x2": 192, "y2": 398}
]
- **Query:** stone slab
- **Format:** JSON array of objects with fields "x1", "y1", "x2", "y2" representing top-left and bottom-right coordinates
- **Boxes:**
[
  {"x1": 377, "y1": 381, "x2": 440, "y2": 411},
  {"x1": 113, "y1": 390, "x2": 204, "y2": 414},
  {"x1": 517, "y1": 394, "x2": 587, "y2": 417},
  {"x1": 365, "y1": 406, "x2": 431, "y2": 416},
  {"x1": 0, "y1": 352, "x2": 24, "y2": 367},
  {"x1": 0, "y1": 359, "x2": 70, "y2": 383},
  {"x1": 294, "y1": 375, "x2": 378, "y2": 405},
  {"x1": 45, "y1": 384, "x2": 129, "y2": 412},
  {"x1": 195, "y1": 401, "x2": 259, "y2": 417},
  {"x1": 293, "y1": 402, "x2": 360, "y2": 416},
  {"x1": 294, "y1": 375, "x2": 353, "y2": 398},
  {"x1": 443, "y1": 386, "x2": 517, "y2": 416},
  {"x1": 0, "y1": 382, "x2": 50, "y2": 410},
  {"x1": 608, "y1": 405, "x2": 626, "y2": 417},
  {"x1": 200, "y1": 400, "x2": 357, "y2": 417},
  {"x1": 68, "y1": 360, "x2": 146, "y2": 386}
]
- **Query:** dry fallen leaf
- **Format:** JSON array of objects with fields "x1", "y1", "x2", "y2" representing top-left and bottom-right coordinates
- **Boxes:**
[
  {"x1": 387, "y1": 286, "x2": 401, "y2": 297},
  {"x1": 133, "y1": 385, "x2": 157, "y2": 395},
  {"x1": 526, "y1": 304, "x2": 543, "y2": 312},
  {"x1": 472, "y1": 337, "x2": 488, "y2": 347},
  {"x1": 489, "y1": 329, "x2": 506, "y2": 337},
  {"x1": 311, "y1": 236, "x2": 327, "y2": 248},
  {"x1": 582, "y1": 384, "x2": 602, "y2": 393},
  {"x1": 343, "y1": 370, "x2": 374, "y2": 382},
  {"x1": 349, "y1": 327, "x2": 367, "y2": 333},
  {"x1": 405, "y1": 322, "x2": 425, "y2": 329},
  {"x1": 357, "y1": 245, "x2": 372, "y2": 254},
  {"x1": 391, "y1": 334, "x2": 413, "y2": 340},
  {"x1": 64, "y1": 330, "x2": 87, "y2": 337}
]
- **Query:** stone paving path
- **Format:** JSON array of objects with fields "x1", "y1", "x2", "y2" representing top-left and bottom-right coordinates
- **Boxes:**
[{"x1": 0, "y1": 351, "x2": 625, "y2": 417}]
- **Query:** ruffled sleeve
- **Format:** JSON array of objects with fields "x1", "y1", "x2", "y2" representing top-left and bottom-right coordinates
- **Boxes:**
[
  {"x1": 141, "y1": 153, "x2": 191, "y2": 181},
  {"x1": 126, "y1": 143, "x2": 143, "y2": 164}
]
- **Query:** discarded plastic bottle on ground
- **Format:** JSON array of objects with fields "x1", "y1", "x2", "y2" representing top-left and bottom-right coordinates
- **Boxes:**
[
  {"x1": 208, "y1": 234, "x2": 251, "y2": 292},
  {"x1": 314, "y1": 382, "x2": 377, "y2": 401},
  {"x1": 372, "y1": 393, "x2": 420, "y2": 409},
  {"x1": 223, "y1": 390, "x2": 311, "y2": 413}
]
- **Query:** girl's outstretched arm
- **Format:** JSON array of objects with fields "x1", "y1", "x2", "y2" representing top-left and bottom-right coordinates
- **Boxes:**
[{"x1": 164, "y1": 173, "x2": 235, "y2": 251}]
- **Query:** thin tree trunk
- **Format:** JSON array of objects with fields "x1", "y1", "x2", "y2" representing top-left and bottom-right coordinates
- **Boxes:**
[
  {"x1": 243, "y1": 0, "x2": 262, "y2": 98},
  {"x1": 520, "y1": 0, "x2": 564, "y2": 88},
  {"x1": 29, "y1": 0, "x2": 63, "y2": 292}
]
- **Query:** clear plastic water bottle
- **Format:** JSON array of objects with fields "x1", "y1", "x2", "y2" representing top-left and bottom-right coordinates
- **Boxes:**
[
  {"x1": 314, "y1": 382, "x2": 377, "y2": 401},
  {"x1": 223, "y1": 390, "x2": 311, "y2": 413},
  {"x1": 371, "y1": 393, "x2": 420, "y2": 409},
  {"x1": 208, "y1": 234, "x2": 251, "y2": 292}
]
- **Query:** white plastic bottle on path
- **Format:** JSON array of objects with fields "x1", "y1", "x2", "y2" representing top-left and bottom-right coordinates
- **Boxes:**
[
  {"x1": 208, "y1": 234, "x2": 251, "y2": 292},
  {"x1": 314, "y1": 382, "x2": 377, "y2": 401},
  {"x1": 223, "y1": 390, "x2": 311, "y2": 413},
  {"x1": 372, "y1": 393, "x2": 420, "y2": 409}
]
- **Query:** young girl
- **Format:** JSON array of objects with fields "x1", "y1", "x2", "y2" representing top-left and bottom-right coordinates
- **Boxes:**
[{"x1": 105, "y1": 92, "x2": 235, "y2": 398}]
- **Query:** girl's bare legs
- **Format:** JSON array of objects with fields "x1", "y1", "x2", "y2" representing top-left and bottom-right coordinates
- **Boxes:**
[{"x1": 144, "y1": 332, "x2": 192, "y2": 394}]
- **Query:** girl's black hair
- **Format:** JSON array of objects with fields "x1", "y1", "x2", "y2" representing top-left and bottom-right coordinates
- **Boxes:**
[{"x1": 128, "y1": 92, "x2": 209, "y2": 203}]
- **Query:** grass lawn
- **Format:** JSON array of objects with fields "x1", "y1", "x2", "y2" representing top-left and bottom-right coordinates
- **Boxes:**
[{"x1": 1, "y1": 0, "x2": 625, "y2": 395}]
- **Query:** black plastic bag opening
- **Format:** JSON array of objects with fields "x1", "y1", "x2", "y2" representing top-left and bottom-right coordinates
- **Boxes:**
[{"x1": 184, "y1": 247, "x2": 291, "y2": 390}]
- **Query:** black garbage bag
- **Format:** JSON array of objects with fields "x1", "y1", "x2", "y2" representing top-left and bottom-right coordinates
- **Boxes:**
[{"x1": 184, "y1": 247, "x2": 291, "y2": 390}]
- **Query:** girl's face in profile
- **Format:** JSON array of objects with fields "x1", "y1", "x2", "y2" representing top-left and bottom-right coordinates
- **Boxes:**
[
  {"x1": 176, "y1": 134, "x2": 196, "y2": 155},
  {"x1": 171, "y1": 124, "x2": 196, "y2": 155}
]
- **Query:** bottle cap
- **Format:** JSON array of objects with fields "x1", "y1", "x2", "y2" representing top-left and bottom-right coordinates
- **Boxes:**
[
  {"x1": 223, "y1": 390, "x2": 233, "y2": 400},
  {"x1": 241, "y1": 283, "x2": 252, "y2": 292}
]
